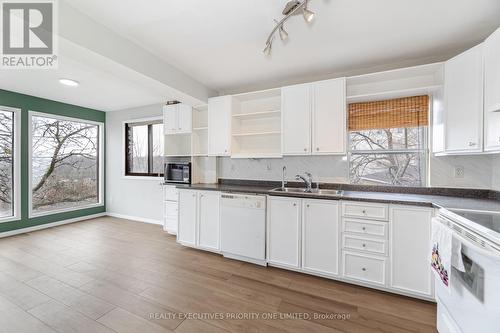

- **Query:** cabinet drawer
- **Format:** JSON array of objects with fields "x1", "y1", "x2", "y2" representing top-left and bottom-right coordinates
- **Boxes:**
[
  {"x1": 165, "y1": 201, "x2": 178, "y2": 219},
  {"x1": 343, "y1": 218, "x2": 387, "y2": 238},
  {"x1": 343, "y1": 251, "x2": 386, "y2": 286},
  {"x1": 164, "y1": 186, "x2": 179, "y2": 201},
  {"x1": 342, "y1": 202, "x2": 388, "y2": 220},
  {"x1": 343, "y1": 235, "x2": 387, "y2": 256}
]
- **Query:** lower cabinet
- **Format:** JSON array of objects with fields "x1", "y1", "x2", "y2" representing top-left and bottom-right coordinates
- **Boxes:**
[
  {"x1": 197, "y1": 191, "x2": 220, "y2": 251},
  {"x1": 267, "y1": 196, "x2": 340, "y2": 277},
  {"x1": 266, "y1": 198, "x2": 434, "y2": 300},
  {"x1": 302, "y1": 199, "x2": 340, "y2": 276},
  {"x1": 389, "y1": 205, "x2": 434, "y2": 298},
  {"x1": 178, "y1": 190, "x2": 197, "y2": 246},
  {"x1": 267, "y1": 196, "x2": 301, "y2": 269},
  {"x1": 178, "y1": 189, "x2": 220, "y2": 252}
]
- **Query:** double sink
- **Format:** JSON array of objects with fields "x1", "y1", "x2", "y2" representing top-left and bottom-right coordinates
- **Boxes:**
[{"x1": 270, "y1": 187, "x2": 344, "y2": 197}]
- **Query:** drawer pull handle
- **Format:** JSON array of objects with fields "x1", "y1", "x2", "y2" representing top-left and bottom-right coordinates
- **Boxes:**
[
  {"x1": 362, "y1": 268, "x2": 367, "y2": 272},
  {"x1": 362, "y1": 227, "x2": 366, "y2": 231},
  {"x1": 362, "y1": 244, "x2": 366, "y2": 248},
  {"x1": 293, "y1": 203, "x2": 297, "y2": 207},
  {"x1": 306, "y1": 204, "x2": 310, "y2": 208},
  {"x1": 362, "y1": 210, "x2": 367, "y2": 214}
]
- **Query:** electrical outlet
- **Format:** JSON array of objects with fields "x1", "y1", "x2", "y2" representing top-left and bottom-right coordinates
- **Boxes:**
[{"x1": 454, "y1": 166, "x2": 465, "y2": 179}]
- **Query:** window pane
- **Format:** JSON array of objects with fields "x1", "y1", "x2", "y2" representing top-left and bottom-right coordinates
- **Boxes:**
[
  {"x1": 350, "y1": 127, "x2": 425, "y2": 151},
  {"x1": 152, "y1": 123, "x2": 164, "y2": 174},
  {"x1": 31, "y1": 116, "x2": 99, "y2": 213},
  {"x1": 349, "y1": 152, "x2": 425, "y2": 186},
  {"x1": 0, "y1": 111, "x2": 13, "y2": 218},
  {"x1": 126, "y1": 124, "x2": 149, "y2": 174}
]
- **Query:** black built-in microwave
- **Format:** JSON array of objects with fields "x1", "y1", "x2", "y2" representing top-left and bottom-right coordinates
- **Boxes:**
[{"x1": 164, "y1": 163, "x2": 191, "y2": 184}]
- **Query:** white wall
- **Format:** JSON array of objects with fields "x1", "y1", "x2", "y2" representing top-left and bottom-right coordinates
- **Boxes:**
[
  {"x1": 106, "y1": 104, "x2": 164, "y2": 224},
  {"x1": 218, "y1": 154, "x2": 497, "y2": 189}
]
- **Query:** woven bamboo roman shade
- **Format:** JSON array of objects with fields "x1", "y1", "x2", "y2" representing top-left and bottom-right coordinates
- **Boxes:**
[{"x1": 348, "y1": 95, "x2": 429, "y2": 131}]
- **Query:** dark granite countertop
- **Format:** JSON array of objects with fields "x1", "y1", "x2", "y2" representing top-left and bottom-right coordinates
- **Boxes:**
[{"x1": 171, "y1": 180, "x2": 500, "y2": 213}]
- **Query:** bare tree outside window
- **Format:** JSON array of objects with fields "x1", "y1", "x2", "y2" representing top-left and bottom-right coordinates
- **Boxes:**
[
  {"x1": 349, "y1": 127, "x2": 427, "y2": 186},
  {"x1": 125, "y1": 120, "x2": 163, "y2": 177},
  {"x1": 31, "y1": 115, "x2": 100, "y2": 213},
  {"x1": 0, "y1": 110, "x2": 14, "y2": 217}
]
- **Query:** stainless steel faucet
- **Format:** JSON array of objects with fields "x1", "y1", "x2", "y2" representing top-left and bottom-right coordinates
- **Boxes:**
[
  {"x1": 295, "y1": 172, "x2": 313, "y2": 192},
  {"x1": 282, "y1": 166, "x2": 287, "y2": 189}
]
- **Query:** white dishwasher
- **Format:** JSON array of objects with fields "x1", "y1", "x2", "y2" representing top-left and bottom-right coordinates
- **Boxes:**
[{"x1": 220, "y1": 193, "x2": 267, "y2": 266}]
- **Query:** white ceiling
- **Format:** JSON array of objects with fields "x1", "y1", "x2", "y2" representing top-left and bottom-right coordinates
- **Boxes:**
[{"x1": 64, "y1": 0, "x2": 500, "y2": 94}]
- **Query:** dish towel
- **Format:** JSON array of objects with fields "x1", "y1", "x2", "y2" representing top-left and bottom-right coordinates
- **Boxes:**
[{"x1": 431, "y1": 218, "x2": 452, "y2": 290}]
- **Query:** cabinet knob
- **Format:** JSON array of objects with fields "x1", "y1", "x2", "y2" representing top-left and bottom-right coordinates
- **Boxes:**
[
  {"x1": 316, "y1": 147, "x2": 319, "y2": 151},
  {"x1": 362, "y1": 243, "x2": 366, "y2": 248},
  {"x1": 362, "y1": 210, "x2": 367, "y2": 214},
  {"x1": 306, "y1": 204, "x2": 310, "y2": 208},
  {"x1": 469, "y1": 142, "x2": 477, "y2": 147},
  {"x1": 304, "y1": 148, "x2": 307, "y2": 152},
  {"x1": 362, "y1": 268, "x2": 367, "y2": 272},
  {"x1": 293, "y1": 203, "x2": 297, "y2": 207},
  {"x1": 362, "y1": 227, "x2": 366, "y2": 231}
]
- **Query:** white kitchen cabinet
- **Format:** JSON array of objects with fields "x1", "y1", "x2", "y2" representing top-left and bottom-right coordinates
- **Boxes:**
[
  {"x1": 178, "y1": 189, "x2": 221, "y2": 252},
  {"x1": 281, "y1": 84, "x2": 311, "y2": 155},
  {"x1": 208, "y1": 96, "x2": 232, "y2": 156},
  {"x1": 163, "y1": 185, "x2": 179, "y2": 235},
  {"x1": 163, "y1": 104, "x2": 192, "y2": 135},
  {"x1": 389, "y1": 205, "x2": 434, "y2": 298},
  {"x1": 484, "y1": 27, "x2": 500, "y2": 151},
  {"x1": 177, "y1": 190, "x2": 197, "y2": 247},
  {"x1": 197, "y1": 191, "x2": 220, "y2": 251},
  {"x1": 302, "y1": 199, "x2": 340, "y2": 277},
  {"x1": 312, "y1": 78, "x2": 346, "y2": 154},
  {"x1": 282, "y1": 78, "x2": 346, "y2": 156},
  {"x1": 267, "y1": 196, "x2": 301, "y2": 269},
  {"x1": 443, "y1": 44, "x2": 484, "y2": 153}
]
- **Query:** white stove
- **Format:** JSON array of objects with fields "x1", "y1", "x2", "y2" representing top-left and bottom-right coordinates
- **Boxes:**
[{"x1": 434, "y1": 209, "x2": 500, "y2": 333}]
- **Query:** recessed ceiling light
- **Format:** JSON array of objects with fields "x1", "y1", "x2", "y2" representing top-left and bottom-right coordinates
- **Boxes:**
[{"x1": 59, "y1": 78, "x2": 79, "y2": 87}]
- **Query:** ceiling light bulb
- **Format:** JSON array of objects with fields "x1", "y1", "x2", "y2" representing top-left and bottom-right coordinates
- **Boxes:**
[
  {"x1": 279, "y1": 25, "x2": 289, "y2": 41},
  {"x1": 59, "y1": 78, "x2": 79, "y2": 87},
  {"x1": 302, "y1": 7, "x2": 315, "y2": 23}
]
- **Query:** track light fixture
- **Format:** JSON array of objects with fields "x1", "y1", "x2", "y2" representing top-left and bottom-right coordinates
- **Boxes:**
[{"x1": 263, "y1": 0, "x2": 315, "y2": 55}]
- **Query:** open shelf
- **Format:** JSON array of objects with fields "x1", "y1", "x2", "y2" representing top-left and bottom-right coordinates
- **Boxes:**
[
  {"x1": 230, "y1": 88, "x2": 282, "y2": 158},
  {"x1": 347, "y1": 85, "x2": 442, "y2": 103},
  {"x1": 346, "y1": 63, "x2": 444, "y2": 103},
  {"x1": 232, "y1": 110, "x2": 281, "y2": 119},
  {"x1": 192, "y1": 105, "x2": 209, "y2": 156},
  {"x1": 232, "y1": 131, "x2": 281, "y2": 137}
]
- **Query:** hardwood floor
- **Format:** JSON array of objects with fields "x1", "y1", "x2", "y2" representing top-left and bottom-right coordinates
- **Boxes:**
[{"x1": 0, "y1": 217, "x2": 437, "y2": 333}]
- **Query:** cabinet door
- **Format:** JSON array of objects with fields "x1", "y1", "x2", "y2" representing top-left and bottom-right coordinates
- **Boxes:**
[
  {"x1": 177, "y1": 104, "x2": 193, "y2": 134},
  {"x1": 177, "y1": 190, "x2": 197, "y2": 247},
  {"x1": 208, "y1": 96, "x2": 232, "y2": 156},
  {"x1": 163, "y1": 104, "x2": 179, "y2": 134},
  {"x1": 444, "y1": 44, "x2": 484, "y2": 153},
  {"x1": 282, "y1": 84, "x2": 311, "y2": 155},
  {"x1": 312, "y1": 78, "x2": 346, "y2": 154},
  {"x1": 302, "y1": 199, "x2": 340, "y2": 276},
  {"x1": 267, "y1": 196, "x2": 301, "y2": 268},
  {"x1": 484, "y1": 28, "x2": 500, "y2": 151},
  {"x1": 197, "y1": 191, "x2": 220, "y2": 251},
  {"x1": 390, "y1": 205, "x2": 433, "y2": 298}
]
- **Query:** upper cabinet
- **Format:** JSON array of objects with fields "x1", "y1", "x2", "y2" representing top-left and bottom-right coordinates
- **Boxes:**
[
  {"x1": 443, "y1": 44, "x2": 484, "y2": 153},
  {"x1": 312, "y1": 79, "x2": 346, "y2": 154},
  {"x1": 484, "y1": 27, "x2": 500, "y2": 152},
  {"x1": 282, "y1": 78, "x2": 346, "y2": 156},
  {"x1": 208, "y1": 96, "x2": 232, "y2": 156},
  {"x1": 163, "y1": 103, "x2": 192, "y2": 135},
  {"x1": 282, "y1": 83, "x2": 312, "y2": 155}
]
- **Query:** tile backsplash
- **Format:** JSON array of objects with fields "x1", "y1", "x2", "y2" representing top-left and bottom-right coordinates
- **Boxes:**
[{"x1": 218, "y1": 154, "x2": 499, "y2": 189}]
